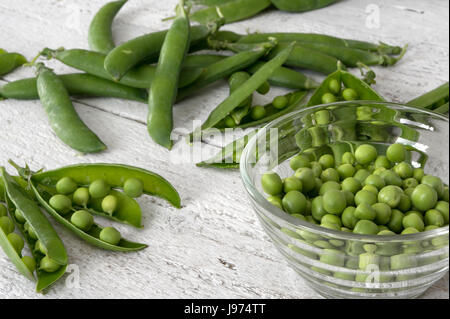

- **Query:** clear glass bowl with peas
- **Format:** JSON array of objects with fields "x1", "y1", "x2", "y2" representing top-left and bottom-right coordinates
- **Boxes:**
[{"x1": 240, "y1": 101, "x2": 449, "y2": 299}]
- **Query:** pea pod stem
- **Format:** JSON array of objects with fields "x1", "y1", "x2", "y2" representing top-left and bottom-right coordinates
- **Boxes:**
[{"x1": 88, "y1": 0, "x2": 128, "y2": 54}]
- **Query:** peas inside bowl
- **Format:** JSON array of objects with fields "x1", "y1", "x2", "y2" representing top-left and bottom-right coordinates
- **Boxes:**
[{"x1": 240, "y1": 101, "x2": 449, "y2": 299}]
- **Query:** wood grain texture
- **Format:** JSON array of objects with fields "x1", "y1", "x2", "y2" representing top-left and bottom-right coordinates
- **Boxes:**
[{"x1": 0, "y1": 0, "x2": 448, "y2": 299}]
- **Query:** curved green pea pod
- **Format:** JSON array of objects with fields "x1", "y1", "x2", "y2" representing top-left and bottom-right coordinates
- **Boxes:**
[
  {"x1": 271, "y1": 0, "x2": 339, "y2": 12},
  {"x1": 182, "y1": 54, "x2": 226, "y2": 68},
  {"x1": 0, "y1": 49, "x2": 7, "y2": 55},
  {"x1": 30, "y1": 182, "x2": 147, "y2": 252},
  {"x1": 0, "y1": 73, "x2": 148, "y2": 102},
  {"x1": 0, "y1": 52, "x2": 27, "y2": 76},
  {"x1": 407, "y1": 82, "x2": 449, "y2": 113},
  {"x1": 27, "y1": 163, "x2": 181, "y2": 208},
  {"x1": 1, "y1": 167, "x2": 67, "y2": 266},
  {"x1": 3, "y1": 194, "x2": 67, "y2": 292},
  {"x1": 189, "y1": 0, "x2": 272, "y2": 25}
]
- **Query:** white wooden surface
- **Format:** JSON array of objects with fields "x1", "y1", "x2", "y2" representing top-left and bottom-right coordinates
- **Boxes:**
[{"x1": 0, "y1": 0, "x2": 449, "y2": 299}]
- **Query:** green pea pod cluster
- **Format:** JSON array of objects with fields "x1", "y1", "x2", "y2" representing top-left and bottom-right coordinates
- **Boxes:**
[{"x1": 0, "y1": 50, "x2": 27, "y2": 76}]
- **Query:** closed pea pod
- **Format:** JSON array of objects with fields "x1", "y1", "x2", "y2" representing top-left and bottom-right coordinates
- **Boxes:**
[
  {"x1": 0, "y1": 52, "x2": 27, "y2": 76},
  {"x1": 271, "y1": 0, "x2": 340, "y2": 12},
  {"x1": 35, "y1": 63, "x2": 106, "y2": 153},
  {"x1": 148, "y1": 0, "x2": 191, "y2": 150},
  {"x1": 88, "y1": 0, "x2": 128, "y2": 54}
]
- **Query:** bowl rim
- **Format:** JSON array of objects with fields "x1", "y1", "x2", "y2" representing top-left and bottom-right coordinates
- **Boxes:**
[{"x1": 240, "y1": 100, "x2": 449, "y2": 242}]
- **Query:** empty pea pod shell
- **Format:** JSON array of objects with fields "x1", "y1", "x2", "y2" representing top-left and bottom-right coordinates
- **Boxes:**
[
  {"x1": 271, "y1": 0, "x2": 340, "y2": 12},
  {"x1": 30, "y1": 182, "x2": 147, "y2": 252},
  {"x1": 0, "y1": 52, "x2": 27, "y2": 76},
  {"x1": 29, "y1": 163, "x2": 181, "y2": 208},
  {"x1": 0, "y1": 167, "x2": 68, "y2": 266}
]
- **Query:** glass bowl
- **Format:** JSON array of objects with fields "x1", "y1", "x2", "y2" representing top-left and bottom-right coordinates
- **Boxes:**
[{"x1": 240, "y1": 101, "x2": 449, "y2": 299}]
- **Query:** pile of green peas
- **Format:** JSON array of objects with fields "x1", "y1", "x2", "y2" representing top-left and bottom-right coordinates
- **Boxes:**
[
  {"x1": 48, "y1": 176, "x2": 144, "y2": 245},
  {"x1": 262, "y1": 143, "x2": 449, "y2": 235},
  {"x1": 0, "y1": 203, "x2": 51, "y2": 274}
]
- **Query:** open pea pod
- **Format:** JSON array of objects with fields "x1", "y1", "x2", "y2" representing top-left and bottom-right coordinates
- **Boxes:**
[
  {"x1": 0, "y1": 167, "x2": 67, "y2": 266},
  {"x1": 407, "y1": 82, "x2": 449, "y2": 113},
  {"x1": 30, "y1": 182, "x2": 147, "y2": 252},
  {"x1": 3, "y1": 194, "x2": 67, "y2": 293},
  {"x1": 29, "y1": 163, "x2": 181, "y2": 208}
]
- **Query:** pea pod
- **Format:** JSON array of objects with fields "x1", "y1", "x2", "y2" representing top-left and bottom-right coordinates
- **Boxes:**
[
  {"x1": 237, "y1": 32, "x2": 403, "y2": 55},
  {"x1": 187, "y1": 0, "x2": 237, "y2": 6},
  {"x1": 35, "y1": 63, "x2": 106, "y2": 154},
  {"x1": 148, "y1": 0, "x2": 191, "y2": 150},
  {"x1": 88, "y1": 0, "x2": 128, "y2": 54},
  {"x1": 407, "y1": 82, "x2": 449, "y2": 113},
  {"x1": 40, "y1": 48, "x2": 204, "y2": 89},
  {"x1": 27, "y1": 163, "x2": 181, "y2": 208},
  {"x1": 271, "y1": 0, "x2": 340, "y2": 12},
  {"x1": 189, "y1": 0, "x2": 272, "y2": 25},
  {"x1": 228, "y1": 72, "x2": 253, "y2": 125},
  {"x1": 30, "y1": 182, "x2": 147, "y2": 252},
  {"x1": 104, "y1": 24, "x2": 216, "y2": 80},
  {"x1": 3, "y1": 194, "x2": 67, "y2": 292},
  {"x1": 177, "y1": 41, "x2": 276, "y2": 101},
  {"x1": 0, "y1": 73, "x2": 147, "y2": 102},
  {"x1": 191, "y1": 43, "x2": 295, "y2": 143},
  {"x1": 0, "y1": 49, "x2": 7, "y2": 55},
  {"x1": 182, "y1": 54, "x2": 226, "y2": 68},
  {"x1": 0, "y1": 167, "x2": 68, "y2": 266},
  {"x1": 0, "y1": 52, "x2": 27, "y2": 76}
]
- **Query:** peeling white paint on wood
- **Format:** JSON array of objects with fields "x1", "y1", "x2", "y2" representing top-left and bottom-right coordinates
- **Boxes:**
[{"x1": 0, "y1": 0, "x2": 448, "y2": 299}]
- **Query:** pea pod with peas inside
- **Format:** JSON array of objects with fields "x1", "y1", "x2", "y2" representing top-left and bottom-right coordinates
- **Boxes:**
[
  {"x1": 0, "y1": 51, "x2": 27, "y2": 76},
  {"x1": 40, "y1": 48, "x2": 204, "y2": 90},
  {"x1": 227, "y1": 72, "x2": 254, "y2": 125}
]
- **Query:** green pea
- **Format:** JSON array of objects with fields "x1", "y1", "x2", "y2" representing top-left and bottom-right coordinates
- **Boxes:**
[
  {"x1": 394, "y1": 162, "x2": 413, "y2": 179},
  {"x1": 356, "y1": 105, "x2": 373, "y2": 121},
  {"x1": 362, "y1": 185, "x2": 378, "y2": 196},
  {"x1": 123, "y1": 178, "x2": 144, "y2": 198},
  {"x1": 341, "y1": 227, "x2": 352, "y2": 233},
  {"x1": 405, "y1": 211, "x2": 423, "y2": 221},
  {"x1": 413, "y1": 168, "x2": 425, "y2": 182},
  {"x1": 341, "y1": 152, "x2": 355, "y2": 165},
  {"x1": 387, "y1": 209, "x2": 404, "y2": 233},
  {"x1": 250, "y1": 105, "x2": 266, "y2": 120},
  {"x1": 321, "y1": 168, "x2": 340, "y2": 183},
  {"x1": 257, "y1": 81, "x2": 270, "y2": 95},
  {"x1": 14, "y1": 209, "x2": 26, "y2": 224},
  {"x1": 35, "y1": 240, "x2": 47, "y2": 255},
  {"x1": 397, "y1": 194, "x2": 411, "y2": 212},
  {"x1": 89, "y1": 179, "x2": 110, "y2": 199},
  {"x1": 294, "y1": 168, "x2": 315, "y2": 193},
  {"x1": 291, "y1": 214, "x2": 306, "y2": 221},
  {"x1": 378, "y1": 229, "x2": 395, "y2": 236},
  {"x1": 267, "y1": 196, "x2": 283, "y2": 210},
  {"x1": 354, "y1": 190, "x2": 377, "y2": 206},
  {"x1": 342, "y1": 88, "x2": 358, "y2": 101},
  {"x1": 73, "y1": 187, "x2": 90, "y2": 207},
  {"x1": 282, "y1": 191, "x2": 307, "y2": 215},
  {"x1": 22, "y1": 256, "x2": 36, "y2": 273},
  {"x1": 341, "y1": 177, "x2": 362, "y2": 194},
  {"x1": 7, "y1": 233, "x2": 24, "y2": 254},
  {"x1": 434, "y1": 201, "x2": 449, "y2": 224},
  {"x1": 402, "y1": 213, "x2": 425, "y2": 232},
  {"x1": 290, "y1": 154, "x2": 310, "y2": 171},
  {"x1": 373, "y1": 167, "x2": 387, "y2": 176},
  {"x1": 70, "y1": 210, "x2": 94, "y2": 231},
  {"x1": 312, "y1": 178, "x2": 323, "y2": 196},
  {"x1": 401, "y1": 227, "x2": 419, "y2": 235},
  {"x1": 380, "y1": 170, "x2": 402, "y2": 187},
  {"x1": 321, "y1": 92, "x2": 337, "y2": 104},
  {"x1": 364, "y1": 174, "x2": 385, "y2": 190},
  {"x1": 101, "y1": 195, "x2": 119, "y2": 215},
  {"x1": 0, "y1": 204, "x2": 7, "y2": 217},
  {"x1": 374, "y1": 156, "x2": 391, "y2": 169},
  {"x1": 223, "y1": 116, "x2": 236, "y2": 128},
  {"x1": 354, "y1": 203, "x2": 376, "y2": 221},
  {"x1": 377, "y1": 225, "x2": 390, "y2": 232},
  {"x1": 337, "y1": 164, "x2": 355, "y2": 180},
  {"x1": 404, "y1": 187, "x2": 415, "y2": 197},
  {"x1": 355, "y1": 144, "x2": 377, "y2": 165},
  {"x1": 421, "y1": 175, "x2": 444, "y2": 198},
  {"x1": 359, "y1": 251, "x2": 380, "y2": 270},
  {"x1": 424, "y1": 209, "x2": 445, "y2": 227},
  {"x1": 322, "y1": 189, "x2": 346, "y2": 215},
  {"x1": 353, "y1": 220, "x2": 378, "y2": 235},
  {"x1": 318, "y1": 154, "x2": 334, "y2": 169},
  {"x1": 342, "y1": 190, "x2": 355, "y2": 206},
  {"x1": 391, "y1": 253, "x2": 417, "y2": 270},
  {"x1": 56, "y1": 177, "x2": 78, "y2": 195},
  {"x1": 99, "y1": 227, "x2": 121, "y2": 245},
  {"x1": 321, "y1": 214, "x2": 342, "y2": 227},
  {"x1": 403, "y1": 178, "x2": 419, "y2": 190},
  {"x1": 411, "y1": 184, "x2": 438, "y2": 212},
  {"x1": 272, "y1": 95, "x2": 288, "y2": 109},
  {"x1": 261, "y1": 172, "x2": 283, "y2": 196},
  {"x1": 319, "y1": 181, "x2": 341, "y2": 196},
  {"x1": 424, "y1": 225, "x2": 439, "y2": 232},
  {"x1": 372, "y1": 203, "x2": 392, "y2": 225},
  {"x1": 341, "y1": 207, "x2": 358, "y2": 229},
  {"x1": 0, "y1": 216, "x2": 15, "y2": 235},
  {"x1": 386, "y1": 143, "x2": 406, "y2": 163},
  {"x1": 353, "y1": 169, "x2": 371, "y2": 184},
  {"x1": 378, "y1": 185, "x2": 403, "y2": 208},
  {"x1": 311, "y1": 196, "x2": 328, "y2": 222},
  {"x1": 310, "y1": 161, "x2": 322, "y2": 177},
  {"x1": 328, "y1": 79, "x2": 341, "y2": 94},
  {"x1": 49, "y1": 194, "x2": 72, "y2": 214},
  {"x1": 443, "y1": 186, "x2": 449, "y2": 202},
  {"x1": 25, "y1": 222, "x2": 38, "y2": 240},
  {"x1": 314, "y1": 110, "x2": 331, "y2": 125},
  {"x1": 321, "y1": 221, "x2": 341, "y2": 231},
  {"x1": 320, "y1": 249, "x2": 345, "y2": 267},
  {"x1": 40, "y1": 256, "x2": 61, "y2": 273}
]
